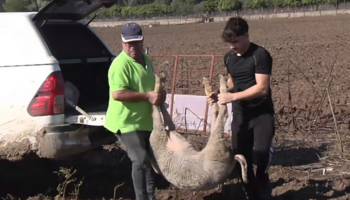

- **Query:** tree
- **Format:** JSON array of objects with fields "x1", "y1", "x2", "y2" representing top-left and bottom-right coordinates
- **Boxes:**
[
  {"x1": 3, "y1": 0, "x2": 52, "y2": 12},
  {"x1": 108, "y1": 5, "x2": 123, "y2": 17},
  {"x1": 203, "y1": 0, "x2": 218, "y2": 13},
  {"x1": 217, "y1": 0, "x2": 241, "y2": 14},
  {"x1": 194, "y1": 1, "x2": 205, "y2": 13},
  {"x1": 154, "y1": 0, "x2": 171, "y2": 5},
  {"x1": 171, "y1": 0, "x2": 195, "y2": 15},
  {"x1": 37, "y1": 0, "x2": 51, "y2": 10},
  {"x1": 3, "y1": 0, "x2": 26, "y2": 12}
]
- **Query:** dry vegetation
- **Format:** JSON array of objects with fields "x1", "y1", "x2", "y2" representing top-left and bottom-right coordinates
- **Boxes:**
[{"x1": 1, "y1": 15, "x2": 350, "y2": 200}]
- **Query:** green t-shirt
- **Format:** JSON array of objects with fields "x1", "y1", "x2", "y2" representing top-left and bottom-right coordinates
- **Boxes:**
[{"x1": 104, "y1": 50, "x2": 155, "y2": 134}]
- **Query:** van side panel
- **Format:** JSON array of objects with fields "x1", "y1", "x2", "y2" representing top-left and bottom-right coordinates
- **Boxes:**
[
  {"x1": 0, "y1": 13, "x2": 56, "y2": 67},
  {"x1": 0, "y1": 64, "x2": 63, "y2": 160}
]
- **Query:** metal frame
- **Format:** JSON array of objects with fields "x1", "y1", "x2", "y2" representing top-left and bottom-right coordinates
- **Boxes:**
[{"x1": 149, "y1": 54, "x2": 224, "y2": 134}]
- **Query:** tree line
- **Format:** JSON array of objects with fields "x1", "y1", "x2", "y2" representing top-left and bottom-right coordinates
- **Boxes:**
[{"x1": 1, "y1": 0, "x2": 344, "y2": 17}]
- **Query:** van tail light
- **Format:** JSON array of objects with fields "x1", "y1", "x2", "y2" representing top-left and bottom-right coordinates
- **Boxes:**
[{"x1": 28, "y1": 71, "x2": 65, "y2": 117}]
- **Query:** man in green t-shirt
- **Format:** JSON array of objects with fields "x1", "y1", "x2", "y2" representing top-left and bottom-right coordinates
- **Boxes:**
[{"x1": 104, "y1": 22, "x2": 164, "y2": 200}]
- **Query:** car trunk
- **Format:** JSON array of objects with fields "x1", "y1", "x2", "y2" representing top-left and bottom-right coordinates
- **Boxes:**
[
  {"x1": 33, "y1": 20, "x2": 115, "y2": 125},
  {"x1": 59, "y1": 60, "x2": 111, "y2": 115}
]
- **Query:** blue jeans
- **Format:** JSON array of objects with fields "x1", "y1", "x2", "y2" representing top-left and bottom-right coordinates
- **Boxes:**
[{"x1": 116, "y1": 130, "x2": 156, "y2": 200}]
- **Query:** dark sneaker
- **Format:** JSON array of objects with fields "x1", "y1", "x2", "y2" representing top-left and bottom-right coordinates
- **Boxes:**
[
  {"x1": 242, "y1": 172, "x2": 272, "y2": 200},
  {"x1": 148, "y1": 194, "x2": 158, "y2": 200},
  {"x1": 241, "y1": 184, "x2": 263, "y2": 200},
  {"x1": 258, "y1": 178, "x2": 273, "y2": 200}
]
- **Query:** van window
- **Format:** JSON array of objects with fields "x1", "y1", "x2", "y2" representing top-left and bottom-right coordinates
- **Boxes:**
[{"x1": 36, "y1": 22, "x2": 113, "y2": 60}]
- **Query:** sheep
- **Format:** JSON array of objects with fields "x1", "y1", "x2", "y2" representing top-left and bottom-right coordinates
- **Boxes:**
[{"x1": 149, "y1": 73, "x2": 248, "y2": 191}]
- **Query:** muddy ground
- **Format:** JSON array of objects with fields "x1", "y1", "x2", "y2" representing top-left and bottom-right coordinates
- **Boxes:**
[{"x1": 1, "y1": 15, "x2": 350, "y2": 199}]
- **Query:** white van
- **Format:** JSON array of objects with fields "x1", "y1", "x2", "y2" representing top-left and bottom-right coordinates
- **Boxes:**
[{"x1": 0, "y1": 0, "x2": 119, "y2": 161}]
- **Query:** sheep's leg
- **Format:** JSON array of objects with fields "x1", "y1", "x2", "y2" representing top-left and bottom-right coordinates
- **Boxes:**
[
  {"x1": 150, "y1": 73, "x2": 166, "y2": 174},
  {"x1": 217, "y1": 74, "x2": 249, "y2": 184},
  {"x1": 203, "y1": 77, "x2": 219, "y2": 133},
  {"x1": 159, "y1": 104, "x2": 176, "y2": 131},
  {"x1": 152, "y1": 74, "x2": 165, "y2": 130},
  {"x1": 152, "y1": 73, "x2": 176, "y2": 132},
  {"x1": 150, "y1": 104, "x2": 163, "y2": 174},
  {"x1": 214, "y1": 74, "x2": 229, "y2": 133}
]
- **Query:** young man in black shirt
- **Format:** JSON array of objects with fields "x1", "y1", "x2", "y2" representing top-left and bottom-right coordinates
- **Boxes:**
[{"x1": 207, "y1": 16, "x2": 275, "y2": 200}]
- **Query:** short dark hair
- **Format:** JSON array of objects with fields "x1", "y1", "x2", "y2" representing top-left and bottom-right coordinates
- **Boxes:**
[{"x1": 221, "y1": 16, "x2": 249, "y2": 43}]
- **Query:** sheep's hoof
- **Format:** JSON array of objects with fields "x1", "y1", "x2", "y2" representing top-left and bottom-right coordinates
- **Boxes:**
[
  {"x1": 152, "y1": 166, "x2": 160, "y2": 174},
  {"x1": 234, "y1": 154, "x2": 249, "y2": 184},
  {"x1": 151, "y1": 163, "x2": 161, "y2": 174}
]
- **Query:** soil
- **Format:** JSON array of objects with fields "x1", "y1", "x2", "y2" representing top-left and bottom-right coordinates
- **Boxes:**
[{"x1": 1, "y1": 15, "x2": 350, "y2": 199}]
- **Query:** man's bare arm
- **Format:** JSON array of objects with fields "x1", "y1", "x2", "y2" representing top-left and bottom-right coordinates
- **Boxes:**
[
  {"x1": 233, "y1": 49, "x2": 272, "y2": 101},
  {"x1": 110, "y1": 63, "x2": 159, "y2": 103},
  {"x1": 113, "y1": 89, "x2": 149, "y2": 102},
  {"x1": 231, "y1": 73, "x2": 270, "y2": 101},
  {"x1": 113, "y1": 89, "x2": 163, "y2": 105}
]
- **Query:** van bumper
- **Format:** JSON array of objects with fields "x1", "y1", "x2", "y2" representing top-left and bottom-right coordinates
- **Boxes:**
[{"x1": 37, "y1": 124, "x2": 118, "y2": 160}]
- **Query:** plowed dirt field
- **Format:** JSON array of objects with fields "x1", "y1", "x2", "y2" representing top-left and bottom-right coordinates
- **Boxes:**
[{"x1": 1, "y1": 15, "x2": 350, "y2": 200}]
